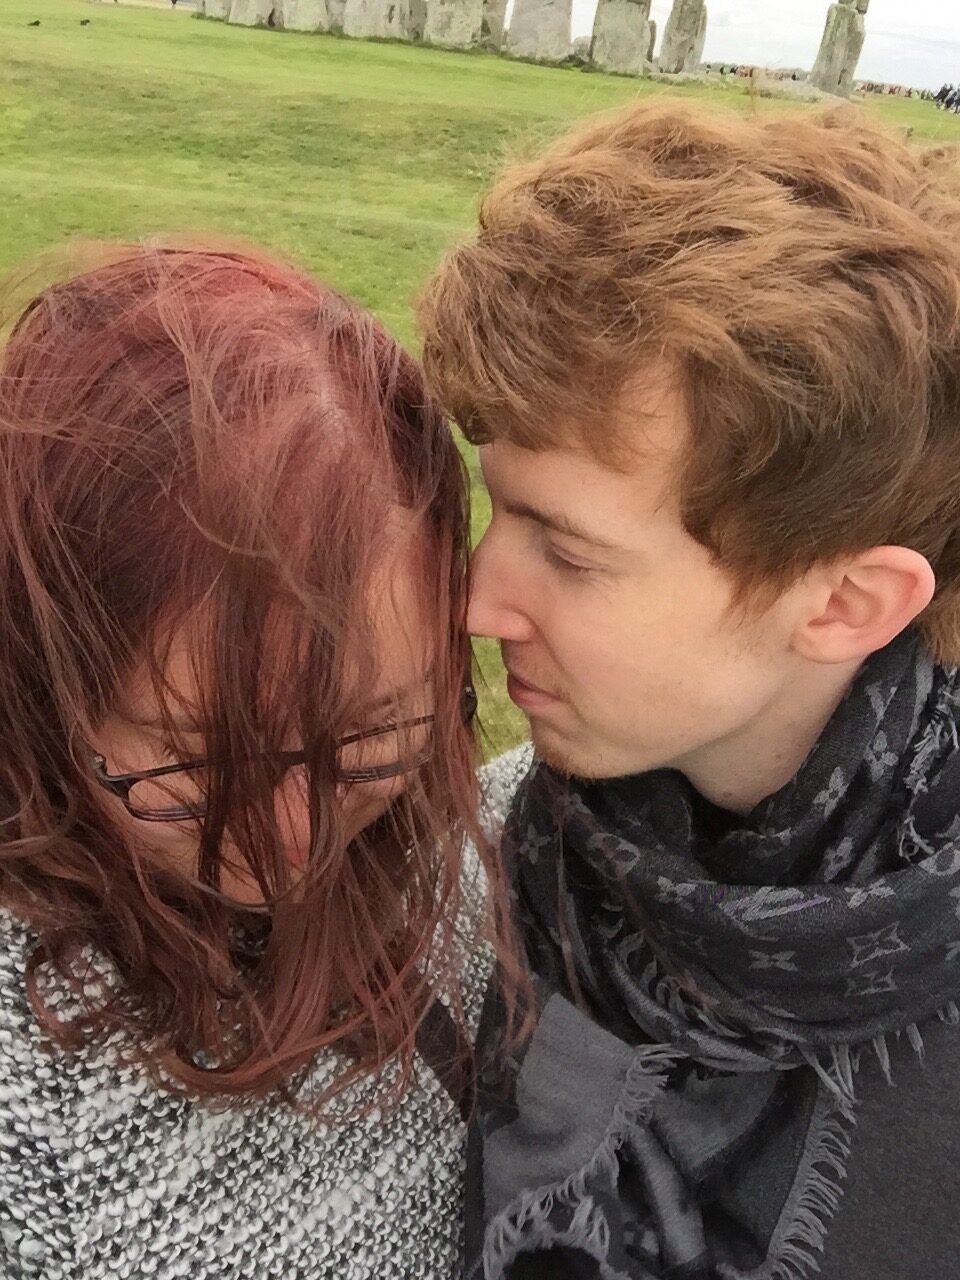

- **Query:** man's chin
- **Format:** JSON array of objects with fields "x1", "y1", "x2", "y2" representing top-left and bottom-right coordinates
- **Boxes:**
[{"x1": 530, "y1": 724, "x2": 625, "y2": 781}]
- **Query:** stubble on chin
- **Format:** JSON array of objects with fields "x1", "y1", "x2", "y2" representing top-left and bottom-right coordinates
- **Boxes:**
[
  {"x1": 529, "y1": 722, "x2": 596, "y2": 781},
  {"x1": 530, "y1": 717, "x2": 644, "y2": 782}
]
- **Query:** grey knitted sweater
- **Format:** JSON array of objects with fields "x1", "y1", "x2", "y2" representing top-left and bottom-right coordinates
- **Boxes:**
[{"x1": 0, "y1": 746, "x2": 533, "y2": 1280}]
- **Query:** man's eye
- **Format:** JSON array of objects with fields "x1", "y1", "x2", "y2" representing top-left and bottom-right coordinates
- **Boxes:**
[{"x1": 544, "y1": 545, "x2": 593, "y2": 577}]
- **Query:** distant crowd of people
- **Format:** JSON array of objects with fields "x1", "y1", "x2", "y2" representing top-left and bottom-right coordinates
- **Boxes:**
[
  {"x1": 704, "y1": 67, "x2": 946, "y2": 99},
  {"x1": 858, "y1": 82, "x2": 937, "y2": 99},
  {"x1": 934, "y1": 84, "x2": 960, "y2": 112},
  {"x1": 704, "y1": 64, "x2": 805, "y2": 81}
]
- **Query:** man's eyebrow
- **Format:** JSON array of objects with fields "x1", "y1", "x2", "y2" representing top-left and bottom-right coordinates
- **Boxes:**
[{"x1": 501, "y1": 498, "x2": 623, "y2": 550}]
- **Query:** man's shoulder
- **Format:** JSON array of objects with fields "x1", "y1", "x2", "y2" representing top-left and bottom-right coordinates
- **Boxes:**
[{"x1": 822, "y1": 1016, "x2": 960, "y2": 1279}]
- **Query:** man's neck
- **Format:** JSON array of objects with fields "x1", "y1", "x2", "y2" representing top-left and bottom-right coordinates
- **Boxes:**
[{"x1": 674, "y1": 658, "x2": 864, "y2": 816}]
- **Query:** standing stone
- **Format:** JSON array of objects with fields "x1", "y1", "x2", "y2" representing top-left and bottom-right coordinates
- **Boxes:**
[
  {"x1": 277, "y1": 0, "x2": 329, "y2": 28},
  {"x1": 839, "y1": 0, "x2": 868, "y2": 94},
  {"x1": 809, "y1": 0, "x2": 868, "y2": 96},
  {"x1": 691, "y1": 3, "x2": 707, "y2": 66},
  {"x1": 424, "y1": 0, "x2": 482, "y2": 47},
  {"x1": 326, "y1": 0, "x2": 346, "y2": 26},
  {"x1": 480, "y1": 0, "x2": 507, "y2": 48},
  {"x1": 341, "y1": 0, "x2": 415, "y2": 38},
  {"x1": 590, "y1": 0, "x2": 652, "y2": 76},
  {"x1": 505, "y1": 0, "x2": 572, "y2": 63},
  {"x1": 408, "y1": 0, "x2": 427, "y2": 38},
  {"x1": 202, "y1": 0, "x2": 231, "y2": 15},
  {"x1": 658, "y1": 0, "x2": 707, "y2": 74},
  {"x1": 228, "y1": 0, "x2": 274, "y2": 24},
  {"x1": 570, "y1": 34, "x2": 591, "y2": 63},
  {"x1": 645, "y1": 17, "x2": 656, "y2": 64}
]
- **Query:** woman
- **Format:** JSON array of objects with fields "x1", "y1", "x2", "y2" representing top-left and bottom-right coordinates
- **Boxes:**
[{"x1": 0, "y1": 243, "x2": 525, "y2": 1278}]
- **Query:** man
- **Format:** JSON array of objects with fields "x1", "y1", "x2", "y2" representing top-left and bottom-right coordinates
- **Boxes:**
[{"x1": 419, "y1": 105, "x2": 960, "y2": 1279}]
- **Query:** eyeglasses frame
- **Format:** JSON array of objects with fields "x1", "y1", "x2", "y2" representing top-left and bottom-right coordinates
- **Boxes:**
[{"x1": 91, "y1": 684, "x2": 479, "y2": 823}]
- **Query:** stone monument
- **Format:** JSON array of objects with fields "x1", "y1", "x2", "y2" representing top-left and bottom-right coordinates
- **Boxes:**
[
  {"x1": 480, "y1": 0, "x2": 507, "y2": 48},
  {"x1": 646, "y1": 17, "x2": 656, "y2": 65},
  {"x1": 228, "y1": 0, "x2": 274, "y2": 24},
  {"x1": 201, "y1": 0, "x2": 231, "y2": 15},
  {"x1": 505, "y1": 0, "x2": 572, "y2": 63},
  {"x1": 658, "y1": 0, "x2": 707, "y2": 74},
  {"x1": 809, "y1": 0, "x2": 869, "y2": 97},
  {"x1": 409, "y1": 0, "x2": 427, "y2": 38},
  {"x1": 341, "y1": 0, "x2": 417, "y2": 39},
  {"x1": 424, "y1": 0, "x2": 482, "y2": 47},
  {"x1": 691, "y1": 3, "x2": 707, "y2": 66},
  {"x1": 840, "y1": 0, "x2": 869, "y2": 94},
  {"x1": 590, "y1": 0, "x2": 653, "y2": 76},
  {"x1": 277, "y1": 0, "x2": 329, "y2": 28}
]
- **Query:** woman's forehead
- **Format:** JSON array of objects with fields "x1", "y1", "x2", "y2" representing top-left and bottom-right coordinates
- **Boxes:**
[{"x1": 113, "y1": 537, "x2": 437, "y2": 731}]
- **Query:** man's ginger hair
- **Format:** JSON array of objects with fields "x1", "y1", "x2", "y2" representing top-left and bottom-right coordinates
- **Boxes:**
[{"x1": 419, "y1": 103, "x2": 960, "y2": 661}]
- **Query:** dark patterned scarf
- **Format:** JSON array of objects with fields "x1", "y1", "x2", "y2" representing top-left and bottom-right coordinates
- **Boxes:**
[{"x1": 469, "y1": 628, "x2": 960, "y2": 1280}]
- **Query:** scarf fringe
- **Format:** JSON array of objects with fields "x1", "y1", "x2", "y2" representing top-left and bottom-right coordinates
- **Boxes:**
[
  {"x1": 484, "y1": 1001, "x2": 957, "y2": 1280},
  {"x1": 793, "y1": 991, "x2": 959, "y2": 1095},
  {"x1": 482, "y1": 1046, "x2": 673, "y2": 1280},
  {"x1": 799, "y1": 1045, "x2": 856, "y2": 1108},
  {"x1": 760, "y1": 1092, "x2": 856, "y2": 1280},
  {"x1": 863, "y1": 997, "x2": 960, "y2": 1083},
  {"x1": 769, "y1": 998, "x2": 959, "y2": 1280}
]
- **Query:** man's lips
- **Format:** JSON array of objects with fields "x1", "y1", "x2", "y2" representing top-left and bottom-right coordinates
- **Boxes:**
[{"x1": 505, "y1": 670, "x2": 560, "y2": 712}]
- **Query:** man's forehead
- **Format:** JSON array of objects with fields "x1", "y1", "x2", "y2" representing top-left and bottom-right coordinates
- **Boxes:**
[
  {"x1": 605, "y1": 370, "x2": 688, "y2": 461},
  {"x1": 480, "y1": 434, "x2": 677, "y2": 549},
  {"x1": 485, "y1": 367, "x2": 684, "y2": 474},
  {"x1": 490, "y1": 363, "x2": 684, "y2": 461}
]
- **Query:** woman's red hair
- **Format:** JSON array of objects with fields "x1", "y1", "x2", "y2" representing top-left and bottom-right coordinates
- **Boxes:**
[{"x1": 0, "y1": 242, "x2": 482, "y2": 1104}]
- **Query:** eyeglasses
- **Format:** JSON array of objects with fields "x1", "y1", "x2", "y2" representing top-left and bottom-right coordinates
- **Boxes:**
[{"x1": 91, "y1": 684, "x2": 479, "y2": 823}]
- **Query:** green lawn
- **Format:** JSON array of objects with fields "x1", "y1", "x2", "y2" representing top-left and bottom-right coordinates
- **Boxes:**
[{"x1": 4, "y1": 0, "x2": 959, "y2": 751}]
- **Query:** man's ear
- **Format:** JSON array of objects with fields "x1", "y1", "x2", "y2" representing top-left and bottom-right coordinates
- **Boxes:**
[{"x1": 792, "y1": 547, "x2": 936, "y2": 665}]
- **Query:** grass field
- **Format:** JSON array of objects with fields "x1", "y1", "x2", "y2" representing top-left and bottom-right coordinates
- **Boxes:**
[{"x1": 4, "y1": 0, "x2": 960, "y2": 751}]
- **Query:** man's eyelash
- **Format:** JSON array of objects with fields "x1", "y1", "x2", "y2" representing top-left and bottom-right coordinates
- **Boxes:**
[{"x1": 543, "y1": 545, "x2": 593, "y2": 577}]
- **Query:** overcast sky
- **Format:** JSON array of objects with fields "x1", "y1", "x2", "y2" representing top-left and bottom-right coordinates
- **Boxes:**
[{"x1": 567, "y1": 0, "x2": 960, "y2": 88}]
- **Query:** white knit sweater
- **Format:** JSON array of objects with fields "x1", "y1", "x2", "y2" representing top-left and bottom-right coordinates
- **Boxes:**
[{"x1": 0, "y1": 746, "x2": 533, "y2": 1280}]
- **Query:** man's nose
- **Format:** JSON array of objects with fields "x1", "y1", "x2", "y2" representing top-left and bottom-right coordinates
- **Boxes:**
[{"x1": 467, "y1": 529, "x2": 537, "y2": 642}]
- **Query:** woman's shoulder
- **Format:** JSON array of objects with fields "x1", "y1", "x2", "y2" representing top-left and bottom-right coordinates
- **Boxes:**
[
  {"x1": 0, "y1": 903, "x2": 36, "y2": 955},
  {"x1": 459, "y1": 742, "x2": 533, "y2": 912},
  {"x1": 0, "y1": 903, "x2": 473, "y2": 1278},
  {"x1": 441, "y1": 744, "x2": 532, "y2": 1040},
  {"x1": 0, "y1": 906, "x2": 107, "y2": 1115},
  {"x1": 478, "y1": 743, "x2": 534, "y2": 836},
  {"x1": 0, "y1": 906, "x2": 39, "y2": 1027}
]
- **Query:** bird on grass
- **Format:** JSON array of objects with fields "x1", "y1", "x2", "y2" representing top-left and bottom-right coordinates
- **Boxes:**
[
  {"x1": 80, "y1": 17, "x2": 91, "y2": 22},
  {"x1": 28, "y1": 18, "x2": 41, "y2": 24}
]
